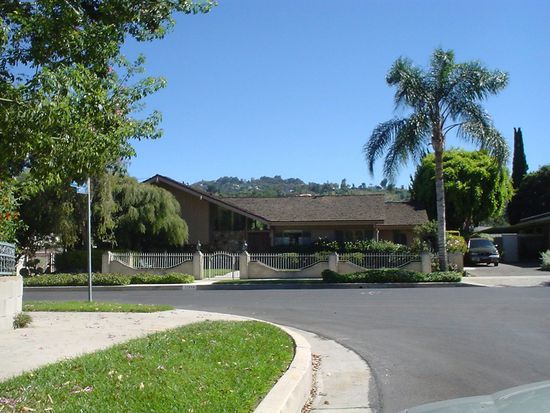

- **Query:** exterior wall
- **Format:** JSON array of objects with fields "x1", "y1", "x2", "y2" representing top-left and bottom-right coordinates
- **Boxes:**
[
  {"x1": 378, "y1": 228, "x2": 414, "y2": 246},
  {"x1": 448, "y1": 252, "x2": 464, "y2": 271},
  {"x1": 156, "y1": 182, "x2": 210, "y2": 244},
  {"x1": 0, "y1": 276, "x2": 23, "y2": 331},
  {"x1": 337, "y1": 260, "x2": 422, "y2": 273},
  {"x1": 107, "y1": 260, "x2": 195, "y2": 277},
  {"x1": 247, "y1": 261, "x2": 328, "y2": 279}
]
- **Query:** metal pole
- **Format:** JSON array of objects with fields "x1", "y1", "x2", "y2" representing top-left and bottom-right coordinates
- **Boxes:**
[{"x1": 87, "y1": 176, "x2": 93, "y2": 302}]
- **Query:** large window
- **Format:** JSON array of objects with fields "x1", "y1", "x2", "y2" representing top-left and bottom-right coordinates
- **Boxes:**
[
  {"x1": 335, "y1": 229, "x2": 374, "y2": 243},
  {"x1": 273, "y1": 231, "x2": 311, "y2": 246},
  {"x1": 210, "y1": 205, "x2": 245, "y2": 231}
]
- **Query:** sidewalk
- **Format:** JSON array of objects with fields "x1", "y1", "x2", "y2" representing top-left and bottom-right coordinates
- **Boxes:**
[{"x1": 0, "y1": 309, "x2": 373, "y2": 413}]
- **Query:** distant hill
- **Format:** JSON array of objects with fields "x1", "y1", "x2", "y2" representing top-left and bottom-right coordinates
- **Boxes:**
[{"x1": 192, "y1": 176, "x2": 410, "y2": 201}]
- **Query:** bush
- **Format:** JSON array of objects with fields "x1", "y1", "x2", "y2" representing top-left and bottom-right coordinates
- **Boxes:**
[
  {"x1": 541, "y1": 250, "x2": 550, "y2": 271},
  {"x1": 13, "y1": 313, "x2": 32, "y2": 329},
  {"x1": 24, "y1": 272, "x2": 195, "y2": 286},
  {"x1": 55, "y1": 250, "x2": 104, "y2": 273},
  {"x1": 321, "y1": 269, "x2": 461, "y2": 283},
  {"x1": 343, "y1": 239, "x2": 411, "y2": 253},
  {"x1": 130, "y1": 272, "x2": 194, "y2": 284},
  {"x1": 446, "y1": 234, "x2": 467, "y2": 253},
  {"x1": 24, "y1": 273, "x2": 130, "y2": 286}
]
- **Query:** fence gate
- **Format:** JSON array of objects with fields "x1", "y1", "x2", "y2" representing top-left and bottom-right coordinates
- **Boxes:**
[{"x1": 203, "y1": 252, "x2": 240, "y2": 279}]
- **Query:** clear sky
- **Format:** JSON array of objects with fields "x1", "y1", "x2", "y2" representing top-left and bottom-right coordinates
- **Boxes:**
[{"x1": 125, "y1": 0, "x2": 550, "y2": 188}]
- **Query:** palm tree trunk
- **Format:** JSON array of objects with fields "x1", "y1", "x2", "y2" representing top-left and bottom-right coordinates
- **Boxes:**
[{"x1": 434, "y1": 144, "x2": 448, "y2": 270}]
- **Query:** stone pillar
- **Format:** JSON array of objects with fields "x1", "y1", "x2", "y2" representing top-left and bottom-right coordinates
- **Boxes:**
[
  {"x1": 193, "y1": 251, "x2": 204, "y2": 280},
  {"x1": 0, "y1": 276, "x2": 23, "y2": 331},
  {"x1": 239, "y1": 252, "x2": 250, "y2": 279},
  {"x1": 421, "y1": 252, "x2": 432, "y2": 273},
  {"x1": 328, "y1": 252, "x2": 339, "y2": 272},
  {"x1": 101, "y1": 252, "x2": 111, "y2": 274}
]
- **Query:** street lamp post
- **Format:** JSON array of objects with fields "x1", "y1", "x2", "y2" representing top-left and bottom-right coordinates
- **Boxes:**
[{"x1": 86, "y1": 176, "x2": 92, "y2": 302}]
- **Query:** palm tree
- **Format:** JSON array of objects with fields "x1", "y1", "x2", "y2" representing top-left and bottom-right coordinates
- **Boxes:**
[{"x1": 364, "y1": 49, "x2": 509, "y2": 269}]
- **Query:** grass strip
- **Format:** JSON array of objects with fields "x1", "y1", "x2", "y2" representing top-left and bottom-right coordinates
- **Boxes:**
[
  {"x1": 0, "y1": 321, "x2": 294, "y2": 413},
  {"x1": 23, "y1": 301, "x2": 174, "y2": 313},
  {"x1": 215, "y1": 279, "x2": 324, "y2": 285}
]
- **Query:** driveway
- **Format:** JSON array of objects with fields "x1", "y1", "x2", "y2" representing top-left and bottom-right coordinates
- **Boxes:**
[
  {"x1": 24, "y1": 286, "x2": 550, "y2": 413},
  {"x1": 466, "y1": 262, "x2": 543, "y2": 277}
]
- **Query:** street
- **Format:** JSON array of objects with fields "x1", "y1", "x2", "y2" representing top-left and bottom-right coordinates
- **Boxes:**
[{"x1": 24, "y1": 286, "x2": 550, "y2": 413}]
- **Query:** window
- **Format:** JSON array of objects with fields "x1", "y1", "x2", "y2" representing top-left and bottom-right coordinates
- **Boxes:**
[
  {"x1": 393, "y1": 231, "x2": 408, "y2": 245},
  {"x1": 274, "y1": 231, "x2": 311, "y2": 246},
  {"x1": 335, "y1": 229, "x2": 374, "y2": 243}
]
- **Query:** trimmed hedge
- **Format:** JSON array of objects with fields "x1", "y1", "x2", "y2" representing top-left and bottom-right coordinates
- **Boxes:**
[
  {"x1": 24, "y1": 272, "x2": 195, "y2": 287},
  {"x1": 322, "y1": 269, "x2": 462, "y2": 283}
]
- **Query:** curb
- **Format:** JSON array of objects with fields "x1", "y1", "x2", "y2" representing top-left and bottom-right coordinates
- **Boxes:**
[
  {"x1": 24, "y1": 281, "x2": 474, "y2": 292},
  {"x1": 254, "y1": 325, "x2": 312, "y2": 413}
]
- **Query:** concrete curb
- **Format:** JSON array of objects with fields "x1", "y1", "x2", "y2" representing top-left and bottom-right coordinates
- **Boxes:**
[
  {"x1": 24, "y1": 281, "x2": 475, "y2": 292},
  {"x1": 254, "y1": 325, "x2": 312, "y2": 413}
]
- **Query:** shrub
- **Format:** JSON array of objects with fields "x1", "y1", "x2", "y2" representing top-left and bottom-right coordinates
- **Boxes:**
[
  {"x1": 130, "y1": 272, "x2": 194, "y2": 284},
  {"x1": 322, "y1": 269, "x2": 461, "y2": 283},
  {"x1": 24, "y1": 273, "x2": 130, "y2": 286},
  {"x1": 343, "y1": 240, "x2": 411, "y2": 254},
  {"x1": 13, "y1": 313, "x2": 32, "y2": 329},
  {"x1": 541, "y1": 250, "x2": 550, "y2": 271},
  {"x1": 446, "y1": 234, "x2": 467, "y2": 253}
]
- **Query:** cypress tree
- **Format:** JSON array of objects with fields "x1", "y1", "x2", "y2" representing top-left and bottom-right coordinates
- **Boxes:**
[{"x1": 512, "y1": 127, "x2": 529, "y2": 188}]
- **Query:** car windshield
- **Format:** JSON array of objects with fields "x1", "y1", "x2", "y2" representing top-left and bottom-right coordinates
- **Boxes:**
[{"x1": 469, "y1": 239, "x2": 495, "y2": 248}]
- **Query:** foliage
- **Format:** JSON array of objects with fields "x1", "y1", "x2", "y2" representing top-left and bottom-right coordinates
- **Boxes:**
[
  {"x1": 23, "y1": 301, "x2": 173, "y2": 313},
  {"x1": 24, "y1": 272, "x2": 194, "y2": 286},
  {"x1": 1, "y1": 1, "x2": 214, "y2": 193},
  {"x1": 0, "y1": 179, "x2": 22, "y2": 242},
  {"x1": 512, "y1": 127, "x2": 529, "y2": 188},
  {"x1": 194, "y1": 175, "x2": 411, "y2": 200},
  {"x1": 410, "y1": 150, "x2": 513, "y2": 230},
  {"x1": 446, "y1": 234, "x2": 467, "y2": 254},
  {"x1": 541, "y1": 250, "x2": 550, "y2": 271},
  {"x1": 55, "y1": 250, "x2": 104, "y2": 273},
  {"x1": 105, "y1": 176, "x2": 189, "y2": 250},
  {"x1": 322, "y1": 269, "x2": 461, "y2": 283},
  {"x1": 343, "y1": 239, "x2": 411, "y2": 253},
  {"x1": 12, "y1": 313, "x2": 32, "y2": 329},
  {"x1": 129, "y1": 272, "x2": 194, "y2": 284},
  {"x1": 507, "y1": 165, "x2": 550, "y2": 224},
  {"x1": 364, "y1": 48, "x2": 509, "y2": 270},
  {"x1": 0, "y1": 321, "x2": 293, "y2": 413}
]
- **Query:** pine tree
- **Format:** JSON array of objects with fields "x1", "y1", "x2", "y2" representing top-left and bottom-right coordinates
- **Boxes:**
[{"x1": 512, "y1": 127, "x2": 529, "y2": 188}]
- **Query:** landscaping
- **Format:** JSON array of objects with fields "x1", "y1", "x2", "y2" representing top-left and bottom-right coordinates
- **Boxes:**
[
  {"x1": 0, "y1": 320, "x2": 294, "y2": 413},
  {"x1": 23, "y1": 272, "x2": 194, "y2": 287},
  {"x1": 322, "y1": 269, "x2": 462, "y2": 283},
  {"x1": 23, "y1": 301, "x2": 174, "y2": 313}
]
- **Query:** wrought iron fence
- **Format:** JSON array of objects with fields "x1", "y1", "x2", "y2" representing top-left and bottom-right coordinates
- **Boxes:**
[
  {"x1": 250, "y1": 253, "x2": 328, "y2": 270},
  {"x1": 0, "y1": 242, "x2": 16, "y2": 276},
  {"x1": 110, "y1": 252, "x2": 193, "y2": 269},
  {"x1": 340, "y1": 252, "x2": 420, "y2": 269},
  {"x1": 203, "y1": 252, "x2": 239, "y2": 279}
]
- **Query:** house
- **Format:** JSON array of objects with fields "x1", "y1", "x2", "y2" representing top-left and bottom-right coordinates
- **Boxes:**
[{"x1": 145, "y1": 174, "x2": 428, "y2": 252}]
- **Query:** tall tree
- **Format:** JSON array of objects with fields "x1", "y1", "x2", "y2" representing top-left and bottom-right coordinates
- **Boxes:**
[
  {"x1": 364, "y1": 49, "x2": 509, "y2": 269},
  {"x1": 507, "y1": 165, "x2": 550, "y2": 224},
  {"x1": 511, "y1": 127, "x2": 529, "y2": 188},
  {"x1": 410, "y1": 150, "x2": 513, "y2": 230}
]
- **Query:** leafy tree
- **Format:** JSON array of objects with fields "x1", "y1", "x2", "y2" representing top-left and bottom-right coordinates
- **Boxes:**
[
  {"x1": 507, "y1": 165, "x2": 550, "y2": 224},
  {"x1": 511, "y1": 127, "x2": 529, "y2": 188},
  {"x1": 1, "y1": 1, "x2": 213, "y2": 194},
  {"x1": 364, "y1": 49, "x2": 509, "y2": 269},
  {"x1": 411, "y1": 150, "x2": 513, "y2": 230}
]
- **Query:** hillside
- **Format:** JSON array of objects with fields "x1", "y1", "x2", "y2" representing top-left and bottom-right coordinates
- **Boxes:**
[{"x1": 192, "y1": 176, "x2": 410, "y2": 201}]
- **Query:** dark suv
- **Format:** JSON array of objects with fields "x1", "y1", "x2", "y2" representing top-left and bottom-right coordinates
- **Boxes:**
[{"x1": 466, "y1": 238, "x2": 500, "y2": 266}]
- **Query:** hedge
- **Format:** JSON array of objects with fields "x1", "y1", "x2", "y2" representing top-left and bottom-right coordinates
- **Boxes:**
[
  {"x1": 24, "y1": 272, "x2": 195, "y2": 287},
  {"x1": 321, "y1": 269, "x2": 462, "y2": 283}
]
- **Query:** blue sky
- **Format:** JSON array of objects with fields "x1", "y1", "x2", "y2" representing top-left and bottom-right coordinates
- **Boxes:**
[{"x1": 126, "y1": 0, "x2": 550, "y2": 188}]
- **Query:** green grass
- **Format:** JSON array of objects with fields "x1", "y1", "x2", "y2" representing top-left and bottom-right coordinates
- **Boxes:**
[
  {"x1": 0, "y1": 321, "x2": 294, "y2": 413},
  {"x1": 23, "y1": 301, "x2": 174, "y2": 313}
]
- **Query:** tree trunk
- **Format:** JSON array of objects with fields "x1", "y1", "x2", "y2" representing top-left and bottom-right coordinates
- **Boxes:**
[{"x1": 433, "y1": 141, "x2": 448, "y2": 270}]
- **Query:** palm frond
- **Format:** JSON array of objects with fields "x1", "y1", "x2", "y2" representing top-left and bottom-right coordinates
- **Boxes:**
[
  {"x1": 387, "y1": 58, "x2": 430, "y2": 111},
  {"x1": 364, "y1": 118, "x2": 407, "y2": 174}
]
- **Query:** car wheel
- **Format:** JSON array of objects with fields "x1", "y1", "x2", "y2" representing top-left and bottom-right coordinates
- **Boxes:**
[{"x1": 494, "y1": 262, "x2": 499, "y2": 267}]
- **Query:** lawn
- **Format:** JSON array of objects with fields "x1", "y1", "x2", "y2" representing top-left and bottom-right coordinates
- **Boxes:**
[
  {"x1": 23, "y1": 301, "x2": 174, "y2": 313},
  {"x1": 0, "y1": 321, "x2": 294, "y2": 413}
]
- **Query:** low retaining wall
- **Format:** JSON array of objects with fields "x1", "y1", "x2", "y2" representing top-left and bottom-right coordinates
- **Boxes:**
[
  {"x1": 106, "y1": 260, "x2": 195, "y2": 276},
  {"x1": 448, "y1": 252, "x2": 464, "y2": 271},
  {"x1": 247, "y1": 261, "x2": 329, "y2": 279},
  {"x1": 337, "y1": 259, "x2": 423, "y2": 274},
  {"x1": 0, "y1": 276, "x2": 23, "y2": 331}
]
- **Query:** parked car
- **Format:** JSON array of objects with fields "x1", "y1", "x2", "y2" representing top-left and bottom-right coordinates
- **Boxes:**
[{"x1": 466, "y1": 238, "x2": 500, "y2": 266}]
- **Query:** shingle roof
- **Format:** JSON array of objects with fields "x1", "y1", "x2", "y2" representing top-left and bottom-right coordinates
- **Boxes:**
[
  {"x1": 382, "y1": 202, "x2": 429, "y2": 226},
  {"x1": 225, "y1": 195, "x2": 386, "y2": 223}
]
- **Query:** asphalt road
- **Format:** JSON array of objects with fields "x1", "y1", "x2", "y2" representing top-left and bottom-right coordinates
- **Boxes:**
[{"x1": 24, "y1": 286, "x2": 550, "y2": 413}]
